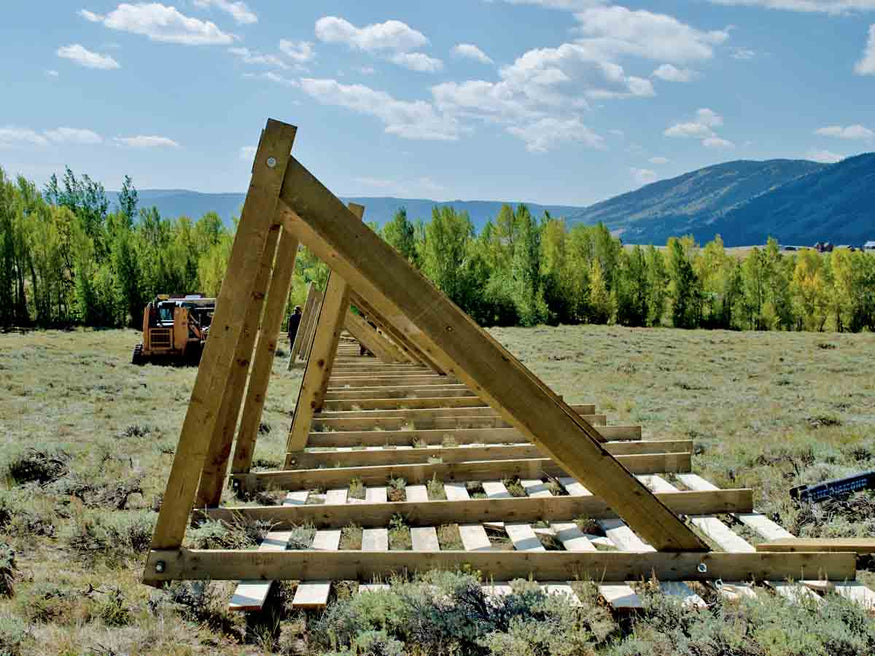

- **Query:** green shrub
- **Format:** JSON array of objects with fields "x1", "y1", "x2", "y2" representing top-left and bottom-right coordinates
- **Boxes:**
[
  {"x1": 95, "y1": 587, "x2": 131, "y2": 627},
  {"x1": 3, "y1": 448, "x2": 69, "y2": 485},
  {"x1": 0, "y1": 544, "x2": 15, "y2": 597},
  {"x1": 166, "y1": 581, "x2": 245, "y2": 639},
  {"x1": 0, "y1": 615, "x2": 29, "y2": 656},
  {"x1": 64, "y1": 509, "x2": 155, "y2": 562}
]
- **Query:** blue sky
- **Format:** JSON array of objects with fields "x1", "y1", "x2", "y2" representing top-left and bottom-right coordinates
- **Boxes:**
[{"x1": 1, "y1": 0, "x2": 874, "y2": 206}]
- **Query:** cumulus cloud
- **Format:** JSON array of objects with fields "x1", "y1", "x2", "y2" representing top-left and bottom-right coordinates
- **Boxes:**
[
  {"x1": 652, "y1": 63, "x2": 697, "y2": 82},
  {"x1": 707, "y1": 0, "x2": 875, "y2": 14},
  {"x1": 44, "y1": 128, "x2": 103, "y2": 144},
  {"x1": 732, "y1": 47, "x2": 757, "y2": 60},
  {"x1": 856, "y1": 24, "x2": 875, "y2": 75},
  {"x1": 114, "y1": 135, "x2": 180, "y2": 148},
  {"x1": 506, "y1": 116, "x2": 604, "y2": 152},
  {"x1": 806, "y1": 149, "x2": 845, "y2": 163},
  {"x1": 703, "y1": 136, "x2": 735, "y2": 149},
  {"x1": 815, "y1": 124, "x2": 874, "y2": 139},
  {"x1": 315, "y1": 16, "x2": 428, "y2": 52},
  {"x1": 0, "y1": 127, "x2": 50, "y2": 148},
  {"x1": 630, "y1": 167, "x2": 658, "y2": 185},
  {"x1": 279, "y1": 39, "x2": 315, "y2": 63},
  {"x1": 45, "y1": 69, "x2": 60, "y2": 77},
  {"x1": 229, "y1": 47, "x2": 287, "y2": 69},
  {"x1": 79, "y1": 8, "x2": 104, "y2": 21},
  {"x1": 649, "y1": 156, "x2": 670, "y2": 164},
  {"x1": 192, "y1": 0, "x2": 257, "y2": 25},
  {"x1": 452, "y1": 43, "x2": 493, "y2": 64},
  {"x1": 57, "y1": 43, "x2": 120, "y2": 69},
  {"x1": 574, "y1": 6, "x2": 729, "y2": 63},
  {"x1": 86, "y1": 3, "x2": 236, "y2": 45},
  {"x1": 390, "y1": 52, "x2": 443, "y2": 72},
  {"x1": 298, "y1": 78, "x2": 459, "y2": 141},
  {"x1": 666, "y1": 108, "x2": 732, "y2": 149}
]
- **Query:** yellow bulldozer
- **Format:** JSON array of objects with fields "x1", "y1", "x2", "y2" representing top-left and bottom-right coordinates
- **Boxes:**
[{"x1": 132, "y1": 294, "x2": 216, "y2": 365}]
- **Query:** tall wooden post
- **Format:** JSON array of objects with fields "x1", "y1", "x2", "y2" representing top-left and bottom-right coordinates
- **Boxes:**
[
  {"x1": 284, "y1": 203, "x2": 364, "y2": 461},
  {"x1": 287, "y1": 283, "x2": 316, "y2": 369},
  {"x1": 147, "y1": 120, "x2": 296, "y2": 553},
  {"x1": 232, "y1": 227, "x2": 300, "y2": 474}
]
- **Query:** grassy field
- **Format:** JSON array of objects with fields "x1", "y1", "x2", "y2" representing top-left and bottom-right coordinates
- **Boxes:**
[{"x1": 1, "y1": 326, "x2": 873, "y2": 655}]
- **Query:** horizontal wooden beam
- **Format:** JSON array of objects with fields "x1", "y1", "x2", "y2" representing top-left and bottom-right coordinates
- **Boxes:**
[
  {"x1": 206, "y1": 488, "x2": 752, "y2": 529},
  {"x1": 235, "y1": 453, "x2": 692, "y2": 491},
  {"x1": 324, "y1": 385, "x2": 474, "y2": 400},
  {"x1": 329, "y1": 376, "x2": 455, "y2": 387},
  {"x1": 314, "y1": 403, "x2": 594, "y2": 420},
  {"x1": 757, "y1": 538, "x2": 875, "y2": 555},
  {"x1": 288, "y1": 441, "x2": 690, "y2": 469},
  {"x1": 143, "y1": 549, "x2": 854, "y2": 585},
  {"x1": 322, "y1": 397, "x2": 485, "y2": 411},
  {"x1": 311, "y1": 414, "x2": 608, "y2": 432}
]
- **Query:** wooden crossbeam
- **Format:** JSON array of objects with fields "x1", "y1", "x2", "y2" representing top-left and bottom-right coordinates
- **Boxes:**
[
  {"x1": 322, "y1": 396, "x2": 484, "y2": 410},
  {"x1": 324, "y1": 385, "x2": 474, "y2": 400},
  {"x1": 288, "y1": 283, "x2": 317, "y2": 368},
  {"x1": 757, "y1": 539, "x2": 875, "y2": 554},
  {"x1": 231, "y1": 227, "x2": 300, "y2": 474},
  {"x1": 195, "y1": 223, "x2": 282, "y2": 507},
  {"x1": 147, "y1": 120, "x2": 297, "y2": 554},
  {"x1": 312, "y1": 403, "x2": 593, "y2": 419},
  {"x1": 285, "y1": 204, "x2": 364, "y2": 457},
  {"x1": 276, "y1": 145, "x2": 706, "y2": 551},
  {"x1": 234, "y1": 453, "x2": 692, "y2": 491},
  {"x1": 145, "y1": 550, "x2": 854, "y2": 583},
  {"x1": 206, "y1": 488, "x2": 752, "y2": 529},
  {"x1": 344, "y1": 310, "x2": 408, "y2": 363},
  {"x1": 309, "y1": 413, "x2": 607, "y2": 432}
]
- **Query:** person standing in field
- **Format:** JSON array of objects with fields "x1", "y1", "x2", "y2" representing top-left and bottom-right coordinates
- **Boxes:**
[{"x1": 287, "y1": 305, "x2": 303, "y2": 346}]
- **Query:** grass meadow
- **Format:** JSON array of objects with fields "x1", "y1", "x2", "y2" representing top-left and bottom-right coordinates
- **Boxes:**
[{"x1": 0, "y1": 326, "x2": 873, "y2": 655}]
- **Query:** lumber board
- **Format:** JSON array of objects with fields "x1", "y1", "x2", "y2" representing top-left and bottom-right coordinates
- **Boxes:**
[
  {"x1": 756, "y1": 538, "x2": 875, "y2": 554},
  {"x1": 284, "y1": 490, "x2": 309, "y2": 506},
  {"x1": 659, "y1": 581, "x2": 707, "y2": 608},
  {"x1": 228, "y1": 529, "x2": 294, "y2": 611},
  {"x1": 362, "y1": 528, "x2": 389, "y2": 551},
  {"x1": 286, "y1": 204, "x2": 364, "y2": 456},
  {"x1": 459, "y1": 525, "x2": 493, "y2": 551},
  {"x1": 305, "y1": 426, "x2": 649, "y2": 448},
  {"x1": 411, "y1": 527, "x2": 440, "y2": 551},
  {"x1": 300, "y1": 289, "x2": 324, "y2": 362},
  {"x1": 309, "y1": 413, "x2": 608, "y2": 432},
  {"x1": 405, "y1": 484, "x2": 428, "y2": 502},
  {"x1": 329, "y1": 376, "x2": 456, "y2": 387},
  {"x1": 205, "y1": 488, "x2": 754, "y2": 529},
  {"x1": 322, "y1": 396, "x2": 485, "y2": 411},
  {"x1": 289, "y1": 283, "x2": 318, "y2": 367},
  {"x1": 232, "y1": 227, "x2": 300, "y2": 474},
  {"x1": 144, "y1": 550, "x2": 856, "y2": 584},
  {"x1": 236, "y1": 453, "x2": 693, "y2": 491},
  {"x1": 599, "y1": 584, "x2": 643, "y2": 609},
  {"x1": 313, "y1": 404, "x2": 594, "y2": 419},
  {"x1": 551, "y1": 522, "x2": 597, "y2": 552},
  {"x1": 324, "y1": 385, "x2": 474, "y2": 400},
  {"x1": 147, "y1": 119, "x2": 297, "y2": 554},
  {"x1": 197, "y1": 224, "x2": 282, "y2": 507},
  {"x1": 599, "y1": 519, "x2": 656, "y2": 553},
  {"x1": 505, "y1": 524, "x2": 546, "y2": 551}
]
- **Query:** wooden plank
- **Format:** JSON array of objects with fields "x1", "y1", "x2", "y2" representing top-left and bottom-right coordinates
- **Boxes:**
[
  {"x1": 278, "y1": 150, "x2": 705, "y2": 551},
  {"x1": 362, "y1": 528, "x2": 389, "y2": 551},
  {"x1": 207, "y1": 489, "x2": 754, "y2": 529},
  {"x1": 310, "y1": 414, "x2": 608, "y2": 432},
  {"x1": 599, "y1": 519, "x2": 655, "y2": 552},
  {"x1": 324, "y1": 385, "x2": 474, "y2": 400},
  {"x1": 314, "y1": 405, "x2": 593, "y2": 419},
  {"x1": 146, "y1": 550, "x2": 856, "y2": 584},
  {"x1": 757, "y1": 538, "x2": 875, "y2": 554},
  {"x1": 300, "y1": 290, "x2": 324, "y2": 362},
  {"x1": 197, "y1": 224, "x2": 282, "y2": 508},
  {"x1": 292, "y1": 528, "x2": 339, "y2": 609},
  {"x1": 306, "y1": 426, "x2": 649, "y2": 448},
  {"x1": 551, "y1": 522, "x2": 597, "y2": 552},
  {"x1": 482, "y1": 481, "x2": 512, "y2": 499},
  {"x1": 147, "y1": 119, "x2": 297, "y2": 556},
  {"x1": 771, "y1": 582, "x2": 821, "y2": 604},
  {"x1": 325, "y1": 488, "x2": 349, "y2": 505},
  {"x1": 459, "y1": 525, "x2": 492, "y2": 551},
  {"x1": 599, "y1": 584, "x2": 643, "y2": 610},
  {"x1": 660, "y1": 581, "x2": 707, "y2": 608},
  {"x1": 286, "y1": 204, "x2": 365, "y2": 457},
  {"x1": 322, "y1": 396, "x2": 485, "y2": 411},
  {"x1": 344, "y1": 310, "x2": 408, "y2": 363},
  {"x1": 521, "y1": 479, "x2": 552, "y2": 498},
  {"x1": 290, "y1": 444, "x2": 549, "y2": 469},
  {"x1": 289, "y1": 283, "x2": 317, "y2": 367},
  {"x1": 283, "y1": 490, "x2": 309, "y2": 506},
  {"x1": 228, "y1": 529, "x2": 294, "y2": 611},
  {"x1": 411, "y1": 527, "x2": 440, "y2": 551},
  {"x1": 505, "y1": 524, "x2": 546, "y2": 551},
  {"x1": 365, "y1": 487, "x2": 388, "y2": 504},
  {"x1": 237, "y1": 453, "x2": 693, "y2": 491},
  {"x1": 232, "y1": 227, "x2": 300, "y2": 474},
  {"x1": 444, "y1": 482, "x2": 470, "y2": 501},
  {"x1": 405, "y1": 485, "x2": 428, "y2": 502},
  {"x1": 543, "y1": 582, "x2": 581, "y2": 606}
]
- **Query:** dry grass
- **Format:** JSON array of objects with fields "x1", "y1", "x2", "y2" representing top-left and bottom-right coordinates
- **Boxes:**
[{"x1": 1, "y1": 325, "x2": 874, "y2": 653}]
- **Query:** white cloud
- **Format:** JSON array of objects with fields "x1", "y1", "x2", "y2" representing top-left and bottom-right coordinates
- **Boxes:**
[
  {"x1": 229, "y1": 47, "x2": 287, "y2": 69},
  {"x1": 44, "y1": 128, "x2": 103, "y2": 144},
  {"x1": 279, "y1": 39, "x2": 315, "y2": 63},
  {"x1": 707, "y1": 1, "x2": 875, "y2": 14},
  {"x1": 732, "y1": 47, "x2": 757, "y2": 60},
  {"x1": 45, "y1": 69, "x2": 60, "y2": 77},
  {"x1": 79, "y1": 8, "x2": 104, "y2": 22},
  {"x1": 244, "y1": 71, "x2": 299, "y2": 87},
  {"x1": 806, "y1": 149, "x2": 845, "y2": 163},
  {"x1": 648, "y1": 156, "x2": 670, "y2": 164},
  {"x1": 696, "y1": 108, "x2": 723, "y2": 127},
  {"x1": 314, "y1": 16, "x2": 428, "y2": 52},
  {"x1": 239, "y1": 145, "x2": 256, "y2": 161},
  {"x1": 298, "y1": 78, "x2": 459, "y2": 141},
  {"x1": 630, "y1": 167, "x2": 658, "y2": 185},
  {"x1": 652, "y1": 63, "x2": 697, "y2": 82},
  {"x1": 357, "y1": 66, "x2": 376, "y2": 75},
  {"x1": 815, "y1": 124, "x2": 874, "y2": 139},
  {"x1": 574, "y1": 6, "x2": 729, "y2": 63},
  {"x1": 0, "y1": 127, "x2": 49, "y2": 148},
  {"x1": 114, "y1": 135, "x2": 180, "y2": 148},
  {"x1": 665, "y1": 122, "x2": 715, "y2": 138},
  {"x1": 452, "y1": 43, "x2": 493, "y2": 64},
  {"x1": 703, "y1": 136, "x2": 735, "y2": 149},
  {"x1": 57, "y1": 43, "x2": 120, "y2": 69},
  {"x1": 390, "y1": 52, "x2": 443, "y2": 72},
  {"x1": 93, "y1": 3, "x2": 235, "y2": 45},
  {"x1": 856, "y1": 24, "x2": 875, "y2": 75},
  {"x1": 506, "y1": 116, "x2": 604, "y2": 152},
  {"x1": 192, "y1": 0, "x2": 256, "y2": 25}
]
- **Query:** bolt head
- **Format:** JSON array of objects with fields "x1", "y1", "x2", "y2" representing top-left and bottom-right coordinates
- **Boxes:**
[
  {"x1": 266, "y1": 156, "x2": 277, "y2": 169},
  {"x1": 697, "y1": 562, "x2": 708, "y2": 574},
  {"x1": 155, "y1": 560, "x2": 166, "y2": 573}
]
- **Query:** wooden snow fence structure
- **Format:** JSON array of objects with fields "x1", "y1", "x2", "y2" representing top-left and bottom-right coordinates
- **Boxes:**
[{"x1": 142, "y1": 119, "x2": 867, "y2": 614}]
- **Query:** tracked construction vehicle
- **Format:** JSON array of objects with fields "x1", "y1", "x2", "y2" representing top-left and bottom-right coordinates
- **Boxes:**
[{"x1": 132, "y1": 294, "x2": 216, "y2": 365}]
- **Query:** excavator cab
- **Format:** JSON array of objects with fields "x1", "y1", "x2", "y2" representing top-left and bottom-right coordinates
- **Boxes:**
[{"x1": 132, "y1": 294, "x2": 216, "y2": 365}]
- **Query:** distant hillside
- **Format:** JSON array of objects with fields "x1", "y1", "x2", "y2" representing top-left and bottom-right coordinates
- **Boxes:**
[
  {"x1": 111, "y1": 190, "x2": 582, "y2": 231},
  {"x1": 709, "y1": 153, "x2": 875, "y2": 246},
  {"x1": 565, "y1": 159, "x2": 827, "y2": 245}
]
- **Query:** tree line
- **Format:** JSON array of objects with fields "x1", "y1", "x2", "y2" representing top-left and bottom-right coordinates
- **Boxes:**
[{"x1": 1, "y1": 165, "x2": 874, "y2": 333}]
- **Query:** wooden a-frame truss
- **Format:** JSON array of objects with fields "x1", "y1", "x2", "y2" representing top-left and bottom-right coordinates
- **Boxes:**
[{"x1": 142, "y1": 119, "x2": 866, "y2": 611}]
